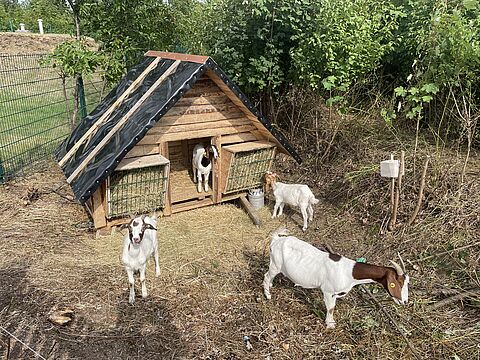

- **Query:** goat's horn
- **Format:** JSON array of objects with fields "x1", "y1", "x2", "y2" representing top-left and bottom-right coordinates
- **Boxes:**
[
  {"x1": 389, "y1": 260, "x2": 404, "y2": 276},
  {"x1": 397, "y1": 252, "x2": 407, "y2": 274}
]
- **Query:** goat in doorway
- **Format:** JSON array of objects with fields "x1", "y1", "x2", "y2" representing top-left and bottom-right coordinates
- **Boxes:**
[{"x1": 192, "y1": 144, "x2": 219, "y2": 192}]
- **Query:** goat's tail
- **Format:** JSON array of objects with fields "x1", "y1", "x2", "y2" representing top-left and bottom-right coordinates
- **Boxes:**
[{"x1": 271, "y1": 226, "x2": 289, "y2": 241}]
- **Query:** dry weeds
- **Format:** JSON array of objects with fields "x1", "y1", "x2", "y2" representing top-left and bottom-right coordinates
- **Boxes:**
[{"x1": 0, "y1": 147, "x2": 478, "y2": 359}]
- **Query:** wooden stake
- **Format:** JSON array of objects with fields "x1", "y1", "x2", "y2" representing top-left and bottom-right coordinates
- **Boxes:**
[
  {"x1": 59, "y1": 57, "x2": 161, "y2": 167},
  {"x1": 67, "y1": 60, "x2": 181, "y2": 184},
  {"x1": 407, "y1": 156, "x2": 430, "y2": 226},
  {"x1": 389, "y1": 151, "x2": 404, "y2": 231}
]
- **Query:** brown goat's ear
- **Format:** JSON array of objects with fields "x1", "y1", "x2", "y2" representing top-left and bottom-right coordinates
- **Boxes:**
[{"x1": 386, "y1": 270, "x2": 401, "y2": 299}]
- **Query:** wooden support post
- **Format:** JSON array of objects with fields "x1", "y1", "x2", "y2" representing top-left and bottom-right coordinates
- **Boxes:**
[
  {"x1": 91, "y1": 185, "x2": 107, "y2": 229},
  {"x1": 239, "y1": 194, "x2": 262, "y2": 226},
  {"x1": 159, "y1": 142, "x2": 172, "y2": 216},
  {"x1": 212, "y1": 135, "x2": 222, "y2": 203}
]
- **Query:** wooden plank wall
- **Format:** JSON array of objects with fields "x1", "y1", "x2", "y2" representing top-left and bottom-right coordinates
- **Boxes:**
[{"x1": 137, "y1": 78, "x2": 258, "y2": 145}]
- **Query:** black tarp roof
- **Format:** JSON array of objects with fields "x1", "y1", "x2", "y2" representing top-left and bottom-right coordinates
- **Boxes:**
[{"x1": 55, "y1": 52, "x2": 301, "y2": 204}]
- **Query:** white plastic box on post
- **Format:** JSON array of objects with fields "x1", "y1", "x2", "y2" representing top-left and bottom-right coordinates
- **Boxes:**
[{"x1": 380, "y1": 159, "x2": 400, "y2": 178}]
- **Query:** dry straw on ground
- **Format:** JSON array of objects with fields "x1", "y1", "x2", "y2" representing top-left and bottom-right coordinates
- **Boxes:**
[{"x1": 0, "y1": 157, "x2": 479, "y2": 359}]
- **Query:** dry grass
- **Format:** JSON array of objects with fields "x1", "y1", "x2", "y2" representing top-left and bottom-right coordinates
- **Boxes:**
[{"x1": 0, "y1": 154, "x2": 479, "y2": 359}]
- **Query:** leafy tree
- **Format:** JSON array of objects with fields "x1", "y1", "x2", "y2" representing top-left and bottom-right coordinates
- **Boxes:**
[
  {"x1": 23, "y1": 0, "x2": 73, "y2": 34},
  {"x1": 43, "y1": 39, "x2": 104, "y2": 129},
  {"x1": 291, "y1": 0, "x2": 403, "y2": 98}
]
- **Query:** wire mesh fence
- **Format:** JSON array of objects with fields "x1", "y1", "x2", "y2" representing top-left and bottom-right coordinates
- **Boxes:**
[{"x1": 0, "y1": 53, "x2": 104, "y2": 182}]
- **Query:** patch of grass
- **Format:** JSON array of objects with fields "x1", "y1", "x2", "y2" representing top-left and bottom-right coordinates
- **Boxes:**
[{"x1": 0, "y1": 54, "x2": 104, "y2": 178}]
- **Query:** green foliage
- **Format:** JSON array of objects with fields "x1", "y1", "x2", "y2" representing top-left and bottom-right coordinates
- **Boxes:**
[
  {"x1": 43, "y1": 39, "x2": 101, "y2": 79},
  {"x1": 23, "y1": 0, "x2": 73, "y2": 34},
  {"x1": 392, "y1": 0, "x2": 480, "y2": 124},
  {"x1": 395, "y1": 83, "x2": 439, "y2": 119},
  {"x1": 44, "y1": 38, "x2": 123, "y2": 85},
  {"x1": 81, "y1": 0, "x2": 202, "y2": 69},
  {"x1": 291, "y1": 0, "x2": 404, "y2": 91},
  {"x1": 206, "y1": 0, "x2": 303, "y2": 94}
]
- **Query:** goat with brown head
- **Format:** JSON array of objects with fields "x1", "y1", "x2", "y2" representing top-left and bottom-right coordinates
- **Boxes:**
[{"x1": 264, "y1": 229, "x2": 410, "y2": 329}]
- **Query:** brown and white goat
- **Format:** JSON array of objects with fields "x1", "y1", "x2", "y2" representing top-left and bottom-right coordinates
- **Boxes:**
[
  {"x1": 263, "y1": 228, "x2": 409, "y2": 328},
  {"x1": 121, "y1": 215, "x2": 160, "y2": 304},
  {"x1": 264, "y1": 171, "x2": 319, "y2": 231}
]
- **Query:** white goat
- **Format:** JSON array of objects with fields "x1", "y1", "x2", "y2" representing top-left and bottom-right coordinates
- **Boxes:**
[
  {"x1": 192, "y1": 144, "x2": 219, "y2": 193},
  {"x1": 264, "y1": 171, "x2": 319, "y2": 231},
  {"x1": 121, "y1": 215, "x2": 160, "y2": 304},
  {"x1": 263, "y1": 228, "x2": 409, "y2": 329}
]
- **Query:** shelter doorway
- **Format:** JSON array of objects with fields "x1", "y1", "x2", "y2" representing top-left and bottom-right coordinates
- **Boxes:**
[{"x1": 168, "y1": 137, "x2": 216, "y2": 209}]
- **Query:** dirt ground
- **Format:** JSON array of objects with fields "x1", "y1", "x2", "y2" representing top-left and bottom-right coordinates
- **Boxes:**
[{"x1": 0, "y1": 159, "x2": 478, "y2": 360}]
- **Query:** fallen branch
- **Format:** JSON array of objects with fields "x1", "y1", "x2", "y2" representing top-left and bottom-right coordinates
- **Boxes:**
[
  {"x1": 429, "y1": 290, "x2": 480, "y2": 311},
  {"x1": 361, "y1": 285, "x2": 420, "y2": 359},
  {"x1": 416, "y1": 241, "x2": 480, "y2": 262}
]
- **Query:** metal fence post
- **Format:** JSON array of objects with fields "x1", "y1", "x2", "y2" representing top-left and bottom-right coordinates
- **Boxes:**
[
  {"x1": 78, "y1": 76, "x2": 87, "y2": 120},
  {"x1": 0, "y1": 158, "x2": 5, "y2": 184}
]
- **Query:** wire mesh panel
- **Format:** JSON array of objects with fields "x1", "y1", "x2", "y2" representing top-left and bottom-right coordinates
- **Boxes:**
[
  {"x1": 224, "y1": 146, "x2": 276, "y2": 193},
  {"x1": 0, "y1": 54, "x2": 104, "y2": 181},
  {"x1": 107, "y1": 165, "x2": 169, "y2": 218}
]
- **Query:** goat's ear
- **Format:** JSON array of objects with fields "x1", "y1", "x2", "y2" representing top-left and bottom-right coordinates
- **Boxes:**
[
  {"x1": 119, "y1": 222, "x2": 130, "y2": 230},
  {"x1": 145, "y1": 223, "x2": 157, "y2": 231}
]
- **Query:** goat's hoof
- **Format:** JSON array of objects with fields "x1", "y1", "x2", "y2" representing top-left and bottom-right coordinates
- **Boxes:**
[
  {"x1": 264, "y1": 292, "x2": 271, "y2": 300},
  {"x1": 326, "y1": 322, "x2": 336, "y2": 329},
  {"x1": 142, "y1": 293, "x2": 148, "y2": 299},
  {"x1": 128, "y1": 298, "x2": 135, "y2": 305},
  {"x1": 302, "y1": 227, "x2": 307, "y2": 232},
  {"x1": 155, "y1": 271, "x2": 161, "y2": 277}
]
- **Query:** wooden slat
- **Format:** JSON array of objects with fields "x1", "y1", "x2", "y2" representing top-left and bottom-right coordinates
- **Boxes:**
[
  {"x1": 223, "y1": 141, "x2": 275, "y2": 153},
  {"x1": 124, "y1": 144, "x2": 160, "y2": 159},
  {"x1": 171, "y1": 198, "x2": 214, "y2": 213},
  {"x1": 220, "y1": 132, "x2": 258, "y2": 145},
  {"x1": 155, "y1": 111, "x2": 246, "y2": 127},
  {"x1": 220, "y1": 150, "x2": 233, "y2": 194},
  {"x1": 212, "y1": 136, "x2": 222, "y2": 203},
  {"x1": 138, "y1": 125, "x2": 257, "y2": 145},
  {"x1": 115, "y1": 154, "x2": 170, "y2": 171},
  {"x1": 145, "y1": 51, "x2": 209, "y2": 64},
  {"x1": 67, "y1": 60, "x2": 181, "y2": 184},
  {"x1": 163, "y1": 103, "x2": 238, "y2": 117},
  {"x1": 59, "y1": 57, "x2": 161, "y2": 167},
  {"x1": 183, "y1": 90, "x2": 225, "y2": 99},
  {"x1": 175, "y1": 94, "x2": 230, "y2": 106},
  {"x1": 183, "y1": 86, "x2": 222, "y2": 97},
  {"x1": 151, "y1": 118, "x2": 252, "y2": 135}
]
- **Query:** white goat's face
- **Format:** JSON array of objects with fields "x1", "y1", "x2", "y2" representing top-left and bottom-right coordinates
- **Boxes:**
[{"x1": 126, "y1": 216, "x2": 156, "y2": 245}]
